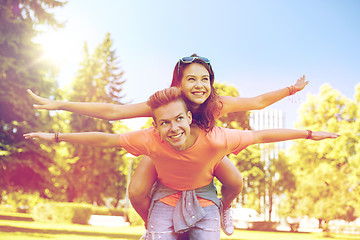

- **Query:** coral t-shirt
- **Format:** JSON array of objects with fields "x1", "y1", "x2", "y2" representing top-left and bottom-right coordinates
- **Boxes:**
[{"x1": 118, "y1": 127, "x2": 254, "y2": 191}]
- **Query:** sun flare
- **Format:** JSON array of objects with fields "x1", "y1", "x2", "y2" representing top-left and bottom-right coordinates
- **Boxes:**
[
  {"x1": 33, "y1": 27, "x2": 85, "y2": 86},
  {"x1": 35, "y1": 29, "x2": 81, "y2": 65}
]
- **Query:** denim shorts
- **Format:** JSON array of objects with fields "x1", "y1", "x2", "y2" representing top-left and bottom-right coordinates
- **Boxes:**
[{"x1": 145, "y1": 201, "x2": 220, "y2": 240}]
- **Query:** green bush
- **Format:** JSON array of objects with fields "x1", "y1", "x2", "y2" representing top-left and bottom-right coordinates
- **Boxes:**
[
  {"x1": 109, "y1": 208, "x2": 125, "y2": 216},
  {"x1": 1, "y1": 191, "x2": 42, "y2": 213},
  {"x1": 91, "y1": 206, "x2": 111, "y2": 215},
  {"x1": 0, "y1": 204, "x2": 14, "y2": 213},
  {"x1": 90, "y1": 206, "x2": 125, "y2": 216},
  {"x1": 32, "y1": 202, "x2": 93, "y2": 224},
  {"x1": 31, "y1": 202, "x2": 53, "y2": 222},
  {"x1": 251, "y1": 221, "x2": 278, "y2": 231},
  {"x1": 52, "y1": 203, "x2": 92, "y2": 224}
]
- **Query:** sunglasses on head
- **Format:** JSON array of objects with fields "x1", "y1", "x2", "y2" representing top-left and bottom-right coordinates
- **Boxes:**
[
  {"x1": 179, "y1": 56, "x2": 211, "y2": 64},
  {"x1": 177, "y1": 56, "x2": 211, "y2": 75}
]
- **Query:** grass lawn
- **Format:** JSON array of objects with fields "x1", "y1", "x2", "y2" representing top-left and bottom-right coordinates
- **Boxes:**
[{"x1": 0, "y1": 212, "x2": 359, "y2": 240}]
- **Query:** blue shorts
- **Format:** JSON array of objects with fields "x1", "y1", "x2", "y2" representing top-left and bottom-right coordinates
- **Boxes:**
[{"x1": 145, "y1": 201, "x2": 220, "y2": 240}]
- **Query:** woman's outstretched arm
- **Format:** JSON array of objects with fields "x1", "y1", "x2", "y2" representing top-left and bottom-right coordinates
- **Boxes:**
[
  {"x1": 27, "y1": 89, "x2": 152, "y2": 121},
  {"x1": 219, "y1": 75, "x2": 308, "y2": 115}
]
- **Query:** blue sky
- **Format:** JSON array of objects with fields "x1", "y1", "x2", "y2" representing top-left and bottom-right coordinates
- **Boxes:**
[{"x1": 39, "y1": 0, "x2": 360, "y2": 129}]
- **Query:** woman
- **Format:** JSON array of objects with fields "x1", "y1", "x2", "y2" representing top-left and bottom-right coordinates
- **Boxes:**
[{"x1": 28, "y1": 54, "x2": 308, "y2": 235}]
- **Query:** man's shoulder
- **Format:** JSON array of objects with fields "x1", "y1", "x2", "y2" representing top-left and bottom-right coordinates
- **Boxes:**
[
  {"x1": 120, "y1": 127, "x2": 158, "y2": 140},
  {"x1": 205, "y1": 127, "x2": 251, "y2": 140},
  {"x1": 207, "y1": 126, "x2": 239, "y2": 134}
]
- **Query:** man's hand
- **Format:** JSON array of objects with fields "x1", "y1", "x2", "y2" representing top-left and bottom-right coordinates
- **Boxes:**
[
  {"x1": 27, "y1": 89, "x2": 61, "y2": 110},
  {"x1": 24, "y1": 132, "x2": 55, "y2": 142},
  {"x1": 311, "y1": 131, "x2": 340, "y2": 140}
]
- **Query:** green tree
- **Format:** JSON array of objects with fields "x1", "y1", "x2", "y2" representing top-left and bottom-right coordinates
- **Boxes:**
[
  {"x1": 214, "y1": 82, "x2": 249, "y2": 130},
  {"x1": 213, "y1": 82, "x2": 266, "y2": 211},
  {"x1": 282, "y1": 84, "x2": 359, "y2": 225},
  {"x1": 0, "y1": 0, "x2": 66, "y2": 200},
  {"x1": 59, "y1": 33, "x2": 127, "y2": 205}
]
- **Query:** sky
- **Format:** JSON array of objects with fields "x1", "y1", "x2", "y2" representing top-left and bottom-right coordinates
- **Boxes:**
[{"x1": 36, "y1": 0, "x2": 360, "y2": 130}]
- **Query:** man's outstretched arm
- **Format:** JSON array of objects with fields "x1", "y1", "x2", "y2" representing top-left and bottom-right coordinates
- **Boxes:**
[
  {"x1": 24, "y1": 132, "x2": 121, "y2": 147},
  {"x1": 252, "y1": 129, "x2": 339, "y2": 144}
]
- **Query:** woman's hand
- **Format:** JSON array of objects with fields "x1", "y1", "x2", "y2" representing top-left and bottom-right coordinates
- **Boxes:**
[
  {"x1": 27, "y1": 89, "x2": 61, "y2": 110},
  {"x1": 293, "y1": 75, "x2": 309, "y2": 92}
]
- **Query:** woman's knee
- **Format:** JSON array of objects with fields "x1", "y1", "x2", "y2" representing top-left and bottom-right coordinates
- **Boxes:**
[
  {"x1": 232, "y1": 174, "x2": 243, "y2": 193},
  {"x1": 129, "y1": 156, "x2": 157, "y2": 201},
  {"x1": 129, "y1": 178, "x2": 148, "y2": 201},
  {"x1": 222, "y1": 173, "x2": 243, "y2": 194}
]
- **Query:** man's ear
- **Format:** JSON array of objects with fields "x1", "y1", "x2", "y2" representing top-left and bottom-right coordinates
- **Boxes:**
[{"x1": 187, "y1": 111, "x2": 192, "y2": 125}]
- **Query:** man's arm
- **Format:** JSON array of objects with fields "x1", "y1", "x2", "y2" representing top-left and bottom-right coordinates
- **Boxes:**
[
  {"x1": 24, "y1": 132, "x2": 121, "y2": 147},
  {"x1": 27, "y1": 89, "x2": 152, "y2": 121},
  {"x1": 252, "y1": 129, "x2": 339, "y2": 144}
]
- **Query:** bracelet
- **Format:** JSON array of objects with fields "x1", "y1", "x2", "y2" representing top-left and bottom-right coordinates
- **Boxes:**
[
  {"x1": 306, "y1": 130, "x2": 312, "y2": 139},
  {"x1": 287, "y1": 85, "x2": 298, "y2": 95},
  {"x1": 55, "y1": 132, "x2": 60, "y2": 143}
]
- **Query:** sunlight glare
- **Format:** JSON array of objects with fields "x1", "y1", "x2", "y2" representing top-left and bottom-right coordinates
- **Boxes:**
[
  {"x1": 34, "y1": 27, "x2": 84, "y2": 86},
  {"x1": 35, "y1": 29, "x2": 81, "y2": 65}
]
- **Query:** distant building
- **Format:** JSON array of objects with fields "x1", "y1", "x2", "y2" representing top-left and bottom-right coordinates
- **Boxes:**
[
  {"x1": 249, "y1": 109, "x2": 285, "y2": 221},
  {"x1": 249, "y1": 108, "x2": 286, "y2": 165}
]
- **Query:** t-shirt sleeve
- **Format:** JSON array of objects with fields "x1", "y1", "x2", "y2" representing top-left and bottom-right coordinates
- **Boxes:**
[
  {"x1": 225, "y1": 129, "x2": 254, "y2": 155},
  {"x1": 118, "y1": 129, "x2": 151, "y2": 156}
]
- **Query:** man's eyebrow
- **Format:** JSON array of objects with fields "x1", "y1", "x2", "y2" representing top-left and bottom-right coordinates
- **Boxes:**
[{"x1": 158, "y1": 113, "x2": 184, "y2": 122}]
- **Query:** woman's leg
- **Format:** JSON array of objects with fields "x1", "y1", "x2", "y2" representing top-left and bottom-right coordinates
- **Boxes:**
[
  {"x1": 214, "y1": 156, "x2": 243, "y2": 209},
  {"x1": 129, "y1": 156, "x2": 157, "y2": 224},
  {"x1": 214, "y1": 156, "x2": 243, "y2": 235}
]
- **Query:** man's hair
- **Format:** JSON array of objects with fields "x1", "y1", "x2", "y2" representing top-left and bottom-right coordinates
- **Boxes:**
[{"x1": 147, "y1": 87, "x2": 187, "y2": 112}]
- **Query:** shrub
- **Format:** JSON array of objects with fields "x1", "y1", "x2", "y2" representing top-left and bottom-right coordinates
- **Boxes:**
[
  {"x1": 32, "y1": 202, "x2": 92, "y2": 224},
  {"x1": 109, "y1": 208, "x2": 125, "y2": 216},
  {"x1": 0, "y1": 204, "x2": 14, "y2": 213},
  {"x1": 31, "y1": 202, "x2": 53, "y2": 222},
  {"x1": 1, "y1": 191, "x2": 42, "y2": 213},
  {"x1": 90, "y1": 206, "x2": 125, "y2": 216}
]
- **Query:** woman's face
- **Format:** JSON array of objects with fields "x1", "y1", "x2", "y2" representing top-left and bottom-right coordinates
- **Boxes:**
[{"x1": 180, "y1": 63, "x2": 211, "y2": 108}]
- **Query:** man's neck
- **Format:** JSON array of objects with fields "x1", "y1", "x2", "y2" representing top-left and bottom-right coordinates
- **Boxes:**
[{"x1": 180, "y1": 124, "x2": 200, "y2": 151}]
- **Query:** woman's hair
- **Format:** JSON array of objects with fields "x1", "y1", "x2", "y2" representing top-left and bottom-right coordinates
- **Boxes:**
[{"x1": 171, "y1": 53, "x2": 222, "y2": 132}]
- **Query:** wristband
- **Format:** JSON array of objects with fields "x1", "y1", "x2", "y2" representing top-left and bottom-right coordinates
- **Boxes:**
[
  {"x1": 55, "y1": 132, "x2": 60, "y2": 143},
  {"x1": 306, "y1": 130, "x2": 312, "y2": 139},
  {"x1": 287, "y1": 85, "x2": 298, "y2": 95}
]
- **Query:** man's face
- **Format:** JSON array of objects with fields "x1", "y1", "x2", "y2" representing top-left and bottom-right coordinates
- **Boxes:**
[{"x1": 153, "y1": 100, "x2": 192, "y2": 151}]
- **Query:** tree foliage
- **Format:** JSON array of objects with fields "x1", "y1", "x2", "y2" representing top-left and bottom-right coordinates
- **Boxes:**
[
  {"x1": 0, "y1": 0, "x2": 66, "y2": 199},
  {"x1": 56, "y1": 33, "x2": 128, "y2": 205},
  {"x1": 213, "y1": 83, "x2": 264, "y2": 209},
  {"x1": 280, "y1": 84, "x2": 360, "y2": 223}
]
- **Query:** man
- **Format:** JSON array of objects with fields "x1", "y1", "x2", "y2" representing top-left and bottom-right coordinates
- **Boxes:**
[{"x1": 24, "y1": 87, "x2": 339, "y2": 239}]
